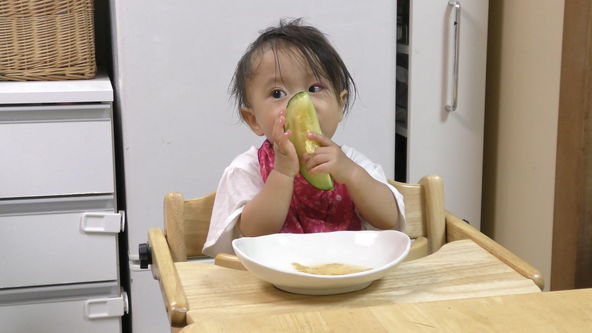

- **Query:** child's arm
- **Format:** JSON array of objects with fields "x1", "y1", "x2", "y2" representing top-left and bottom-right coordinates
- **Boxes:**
[
  {"x1": 238, "y1": 110, "x2": 300, "y2": 236},
  {"x1": 341, "y1": 165, "x2": 400, "y2": 230},
  {"x1": 239, "y1": 169, "x2": 294, "y2": 236},
  {"x1": 304, "y1": 133, "x2": 400, "y2": 230}
]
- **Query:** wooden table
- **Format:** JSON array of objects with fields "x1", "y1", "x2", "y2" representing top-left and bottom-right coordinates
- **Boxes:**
[
  {"x1": 179, "y1": 288, "x2": 592, "y2": 332},
  {"x1": 175, "y1": 239, "x2": 541, "y2": 326}
]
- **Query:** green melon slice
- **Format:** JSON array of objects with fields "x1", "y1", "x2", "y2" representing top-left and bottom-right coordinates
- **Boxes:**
[{"x1": 285, "y1": 91, "x2": 334, "y2": 190}]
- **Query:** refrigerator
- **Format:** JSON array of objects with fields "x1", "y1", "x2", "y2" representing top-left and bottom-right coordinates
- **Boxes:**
[{"x1": 109, "y1": 0, "x2": 397, "y2": 331}]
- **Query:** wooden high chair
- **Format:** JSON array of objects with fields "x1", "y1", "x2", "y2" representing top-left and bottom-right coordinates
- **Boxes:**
[{"x1": 144, "y1": 175, "x2": 543, "y2": 330}]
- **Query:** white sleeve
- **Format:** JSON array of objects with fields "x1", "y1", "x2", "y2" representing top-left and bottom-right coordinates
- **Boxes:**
[
  {"x1": 343, "y1": 146, "x2": 406, "y2": 233},
  {"x1": 202, "y1": 151, "x2": 263, "y2": 257}
]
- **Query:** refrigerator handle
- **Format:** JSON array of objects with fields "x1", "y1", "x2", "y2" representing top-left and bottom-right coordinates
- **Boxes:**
[{"x1": 446, "y1": 0, "x2": 461, "y2": 112}]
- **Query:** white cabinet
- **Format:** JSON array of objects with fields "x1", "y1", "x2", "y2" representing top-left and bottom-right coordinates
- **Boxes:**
[
  {"x1": 396, "y1": 0, "x2": 488, "y2": 228},
  {"x1": 0, "y1": 75, "x2": 126, "y2": 332}
]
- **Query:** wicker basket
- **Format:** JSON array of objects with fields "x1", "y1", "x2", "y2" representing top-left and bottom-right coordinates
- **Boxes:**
[{"x1": 0, "y1": 0, "x2": 96, "y2": 81}]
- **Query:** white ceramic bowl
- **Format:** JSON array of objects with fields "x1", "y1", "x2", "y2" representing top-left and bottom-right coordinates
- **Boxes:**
[{"x1": 232, "y1": 230, "x2": 410, "y2": 295}]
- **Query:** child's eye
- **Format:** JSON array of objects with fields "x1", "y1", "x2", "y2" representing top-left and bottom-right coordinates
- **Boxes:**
[
  {"x1": 308, "y1": 85, "x2": 323, "y2": 93},
  {"x1": 271, "y1": 89, "x2": 286, "y2": 99}
]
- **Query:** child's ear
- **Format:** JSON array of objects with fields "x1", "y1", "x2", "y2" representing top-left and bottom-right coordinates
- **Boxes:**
[
  {"x1": 338, "y1": 90, "x2": 348, "y2": 120},
  {"x1": 240, "y1": 107, "x2": 265, "y2": 136}
]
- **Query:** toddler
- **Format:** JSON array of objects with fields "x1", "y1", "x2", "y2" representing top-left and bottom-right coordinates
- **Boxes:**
[{"x1": 203, "y1": 19, "x2": 405, "y2": 256}]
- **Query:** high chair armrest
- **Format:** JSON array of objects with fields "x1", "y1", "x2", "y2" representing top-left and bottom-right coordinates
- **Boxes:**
[
  {"x1": 148, "y1": 228, "x2": 189, "y2": 327},
  {"x1": 404, "y1": 236, "x2": 429, "y2": 262},
  {"x1": 214, "y1": 253, "x2": 246, "y2": 270},
  {"x1": 444, "y1": 211, "x2": 544, "y2": 290}
]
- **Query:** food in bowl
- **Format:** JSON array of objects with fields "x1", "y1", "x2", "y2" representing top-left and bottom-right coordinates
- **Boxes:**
[{"x1": 292, "y1": 262, "x2": 371, "y2": 275}]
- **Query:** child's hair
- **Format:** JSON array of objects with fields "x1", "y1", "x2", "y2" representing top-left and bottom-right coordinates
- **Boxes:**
[{"x1": 231, "y1": 18, "x2": 356, "y2": 117}]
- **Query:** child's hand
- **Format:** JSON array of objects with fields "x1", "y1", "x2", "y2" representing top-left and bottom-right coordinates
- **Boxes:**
[
  {"x1": 271, "y1": 109, "x2": 299, "y2": 178},
  {"x1": 303, "y1": 132, "x2": 360, "y2": 185}
]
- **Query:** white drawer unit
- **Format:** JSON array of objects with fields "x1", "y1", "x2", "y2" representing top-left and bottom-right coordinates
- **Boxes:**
[
  {"x1": 0, "y1": 282, "x2": 127, "y2": 333},
  {"x1": 0, "y1": 104, "x2": 115, "y2": 198},
  {"x1": 0, "y1": 75, "x2": 126, "y2": 332},
  {"x1": 0, "y1": 196, "x2": 121, "y2": 288}
]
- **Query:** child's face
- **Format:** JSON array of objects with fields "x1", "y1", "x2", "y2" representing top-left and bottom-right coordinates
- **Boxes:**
[{"x1": 240, "y1": 46, "x2": 347, "y2": 141}]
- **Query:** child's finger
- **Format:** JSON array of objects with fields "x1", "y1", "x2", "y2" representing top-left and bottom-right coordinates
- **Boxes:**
[
  {"x1": 277, "y1": 130, "x2": 294, "y2": 155},
  {"x1": 306, "y1": 131, "x2": 335, "y2": 147},
  {"x1": 307, "y1": 161, "x2": 330, "y2": 175},
  {"x1": 271, "y1": 112, "x2": 287, "y2": 143},
  {"x1": 304, "y1": 152, "x2": 330, "y2": 171}
]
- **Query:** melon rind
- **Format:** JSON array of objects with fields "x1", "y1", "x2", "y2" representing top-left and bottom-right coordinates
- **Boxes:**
[{"x1": 285, "y1": 91, "x2": 334, "y2": 190}]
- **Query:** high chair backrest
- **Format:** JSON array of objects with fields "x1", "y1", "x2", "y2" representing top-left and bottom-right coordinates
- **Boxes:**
[
  {"x1": 163, "y1": 175, "x2": 446, "y2": 262},
  {"x1": 388, "y1": 175, "x2": 446, "y2": 254},
  {"x1": 164, "y1": 191, "x2": 216, "y2": 261}
]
